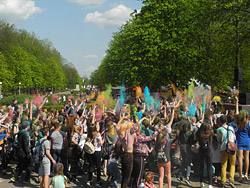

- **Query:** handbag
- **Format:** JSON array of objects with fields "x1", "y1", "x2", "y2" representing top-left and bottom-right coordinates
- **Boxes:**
[
  {"x1": 225, "y1": 126, "x2": 237, "y2": 155},
  {"x1": 84, "y1": 139, "x2": 95, "y2": 154}
]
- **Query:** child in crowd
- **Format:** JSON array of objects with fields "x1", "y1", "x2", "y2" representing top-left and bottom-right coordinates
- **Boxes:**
[
  {"x1": 138, "y1": 171, "x2": 156, "y2": 188},
  {"x1": 49, "y1": 163, "x2": 68, "y2": 188}
]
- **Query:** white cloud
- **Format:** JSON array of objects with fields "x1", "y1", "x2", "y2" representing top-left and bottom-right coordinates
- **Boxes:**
[
  {"x1": 84, "y1": 54, "x2": 98, "y2": 59},
  {"x1": 84, "y1": 4, "x2": 133, "y2": 29},
  {"x1": 0, "y1": 0, "x2": 43, "y2": 23},
  {"x1": 84, "y1": 65, "x2": 97, "y2": 72},
  {"x1": 68, "y1": 0, "x2": 105, "y2": 6}
]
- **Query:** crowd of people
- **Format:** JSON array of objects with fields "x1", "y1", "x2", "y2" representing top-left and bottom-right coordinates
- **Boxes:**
[{"x1": 0, "y1": 91, "x2": 249, "y2": 188}]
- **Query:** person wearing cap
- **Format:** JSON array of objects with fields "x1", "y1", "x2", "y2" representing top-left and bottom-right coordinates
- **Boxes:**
[{"x1": 10, "y1": 121, "x2": 33, "y2": 183}]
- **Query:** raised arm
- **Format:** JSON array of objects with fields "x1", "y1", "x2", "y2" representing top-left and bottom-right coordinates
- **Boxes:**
[
  {"x1": 235, "y1": 97, "x2": 239, "y2": 115},
  {"x1": 138, "y1": 125, "x2": 164, "y2": 142},
  {"x1": 77, "y1": 101, "x2": 84, "y2": 112},
  {"x1": 168, "y1": 108, "x2": 175, "y2": 127},
  {"x1": 80, "y1": 105, "x2": 87, "y2": 120},
  {"x1": 141, "y1": 103, "x2": 146, "y2": 114},
  {"x1": 29, "y1": 99, "x2": 33, "y2": 120},
  {"x1": 200, "y1": 110, "x2": 205, "y2": 123},
  {"x1": 130, "y1": 117, "x2": 147, "y2": 134},
  {"x1": 25, "y1": 100, "x2": 29, "y2": 115},
  {"x1": 39, "y1": 96, "x2": 47, "y2": 110}
]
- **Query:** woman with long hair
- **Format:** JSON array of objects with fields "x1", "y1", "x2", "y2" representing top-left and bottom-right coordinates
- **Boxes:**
[
  {"x1": 85, "y1": 113, "x2": 103, "y2": 187},
  {"x1": 131, "y1": 122, "x2": 164, "y2": 188},
  {"x1": 156, "y1": 131, "x2": 171, "y2": 188},
  {"x1": 116, "y1": 115, "x2": 147, "y2": 188},
  {"x1": 196, "y1": 123, "x2": 213, "y2": 188},
  {"x1": 236, "y1": 110, "x2": 250, "y2": 181},
  {"x1": 70, "y1": 125, "x2": 83, "y2": 181}
]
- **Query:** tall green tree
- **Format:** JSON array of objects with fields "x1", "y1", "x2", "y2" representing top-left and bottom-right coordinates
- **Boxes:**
[
  {"x1": 0, "y1": 20, "x2": 82, "y2": 93},
  {"x1": 91, "y1": 0, "x2": 250, "y2": 92}
]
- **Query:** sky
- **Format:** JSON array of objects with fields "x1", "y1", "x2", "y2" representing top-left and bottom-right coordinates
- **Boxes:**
[{"x1": 0, "y1": 0, "x2": 143, "y2": 77}]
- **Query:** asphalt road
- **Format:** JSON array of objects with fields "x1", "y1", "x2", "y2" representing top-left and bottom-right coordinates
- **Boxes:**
[{"x1": 0, "y1": 165, "x2": 250, "y2": 188}]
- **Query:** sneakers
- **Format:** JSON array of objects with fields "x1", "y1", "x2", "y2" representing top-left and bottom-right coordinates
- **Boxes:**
[
  {"x1": 239, "y1": 174, "x2": 244, "y2": 181},
  {"x1": 96, "y1": 181, "x2": 102, "y2": 187},
  {"x1": 86, "y1": 180, "x2": 94, "y2": 186},
  {"x1": 229, "y1": 180, "x2": 236, "y2": 188},
  {"x1": 208, "y1": 185, "x2": 213, "y2": 188},
  {"x1": 185, "y1": 179, "x2": 191, "y2": 186},
  {"x1": 9, "y1": 177, "x2": 17, "y2": 183},
  {"x1": 23, "y1": 178, "x2": 34, "y2": 184},
  {"x1": 200, "y1": 182, "x2": 205, "y2": 187},
  {"x1": 177, "y1": 177, "x2": 183, "y2": 182},
  {"x1": 245, "y1": 173, "x2": 249, "y2": 181}
]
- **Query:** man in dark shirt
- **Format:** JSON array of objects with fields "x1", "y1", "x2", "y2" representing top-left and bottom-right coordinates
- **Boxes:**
[{"x1": 10, "y1": 122, "x2": 33, "y2": 183}]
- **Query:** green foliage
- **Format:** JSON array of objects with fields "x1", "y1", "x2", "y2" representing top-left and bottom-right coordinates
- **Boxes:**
[
  {"x1": 80, "y1": 88, "x2": 87, "y2": 93},
  {"x1": 70, "y1": 90, "x2": 80, "y2": 95},
  {"x1": 43, "y1": 104, "x2": 65, "y2": 111},
  {"x1": 0, "y1": 94, "x2": 32, "y2": 106},
  {"x1": 0, "y1": 20, "x2": 81, "y2": 94},
  {"x1": 90, "y1": 0, "x2": 250, "y2": 92}
]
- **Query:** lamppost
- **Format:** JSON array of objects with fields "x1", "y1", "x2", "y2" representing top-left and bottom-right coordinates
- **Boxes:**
[
  {"x1": 36, "y1": 83, "x2": 38, "y2": 94},
  {"x1": 19, "y1": 82, "x2": 21, "y2": 95},
  {"x1": 0, "y1": 82, "x2": 2, "y2": 99}
]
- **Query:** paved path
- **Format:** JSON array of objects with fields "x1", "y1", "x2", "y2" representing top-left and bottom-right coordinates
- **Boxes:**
[{"x1": 0, "y1": 167, "x2": 250, "y2": 188}]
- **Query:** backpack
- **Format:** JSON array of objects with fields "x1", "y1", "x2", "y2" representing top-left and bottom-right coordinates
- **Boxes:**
[
  {"x1": 84, "y1": 139, "x2": 95, "y2": 154},
  {"x1": 33, "y1": 139, "x2": 47, "y2": 163},
  {"x1": 156, "y1": 140, "x2": 168, "y2": 163}
]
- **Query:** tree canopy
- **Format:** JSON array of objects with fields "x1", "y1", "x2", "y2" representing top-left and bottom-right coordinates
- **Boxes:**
[
  {"x1": 90, "y1": 0, "x2": 250, "y2": 92},
  {"x1": 0, "y1": 20, "x2": 82, "y2": 93}
]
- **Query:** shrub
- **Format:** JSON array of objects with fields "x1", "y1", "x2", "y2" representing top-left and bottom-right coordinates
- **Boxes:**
[
  {"x1": 43, "y1": 103, "x2": 65, "y2": 111},
  {"x1": 80, "y1": 88, "x2": 86, "y2": 93},
  {"x1": 0, "y1": 94, "x2": 32, "y2": 106},
  {"x1": 70, "y1": 90, "x2": 79, "y2": 95}
]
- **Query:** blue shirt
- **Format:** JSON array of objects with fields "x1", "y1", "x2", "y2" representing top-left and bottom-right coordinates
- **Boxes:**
[{"x1": 235, "y1": 121, "x2": 250, "y2": 147}]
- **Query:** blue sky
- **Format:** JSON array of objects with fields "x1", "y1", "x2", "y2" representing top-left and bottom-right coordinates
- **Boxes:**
[{"x1": 0, "y1": 0, "x2": 143, "y2": 77}]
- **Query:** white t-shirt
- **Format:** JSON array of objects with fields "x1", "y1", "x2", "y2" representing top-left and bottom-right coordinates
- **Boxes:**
[
  {"x1": 217, "y1": 125, "x2": 236, "y2": 151},
  {"x1": 79, "y1": 134, "x2": 87, "y2": 149}
]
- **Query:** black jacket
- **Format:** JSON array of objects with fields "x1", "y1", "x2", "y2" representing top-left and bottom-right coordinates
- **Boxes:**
[{"x1": 17, "y1": 130, "x2": 30, "y2": 156}]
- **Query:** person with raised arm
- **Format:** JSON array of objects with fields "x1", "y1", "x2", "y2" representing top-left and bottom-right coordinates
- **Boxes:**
[{"x1": 116, "y1": 115, "x2": 147, "y2": 188}]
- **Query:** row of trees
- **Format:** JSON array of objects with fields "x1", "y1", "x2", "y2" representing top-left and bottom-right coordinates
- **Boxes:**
[
  {"x1": 90, "y1": 0, "x2": 250, "y2": 92},
  {"x1": 0, "y1": 20, "x2": 82, "y2": 93}
]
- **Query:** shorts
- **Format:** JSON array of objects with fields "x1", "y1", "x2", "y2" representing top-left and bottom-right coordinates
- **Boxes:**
[{"x1": 39, "y1": 162, "x2": 51, "y2": 176}]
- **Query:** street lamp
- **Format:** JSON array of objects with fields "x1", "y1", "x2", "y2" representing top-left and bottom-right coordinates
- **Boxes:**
[
  {"x1": 0, "y1": 82, "x2": 2, "y2": 99},
  {"x1": 19, "y1": 82, "x2": 21, "y2": 95}
]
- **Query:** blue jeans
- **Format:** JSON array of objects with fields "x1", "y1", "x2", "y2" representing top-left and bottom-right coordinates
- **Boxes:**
[
  {"x1": 108, "y1": 162, "x2": 121, "y2": 186},
  {"x1": 180, "y1": 144, "x2": 192, "y2": 177},
  {"x1": 51, "y1": 149, "x2": 68, "y2": 175}
]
